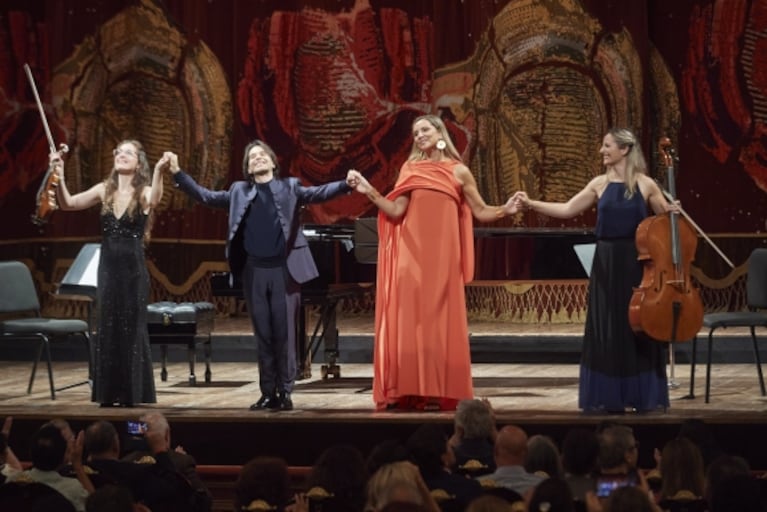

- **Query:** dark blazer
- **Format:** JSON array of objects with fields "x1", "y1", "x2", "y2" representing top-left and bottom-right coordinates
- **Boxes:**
[{"x1": 173, "y1": 171, "x2": 350, "y2": 283}]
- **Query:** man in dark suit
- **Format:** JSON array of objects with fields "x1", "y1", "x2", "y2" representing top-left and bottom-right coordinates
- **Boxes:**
[{"x1": 169, "y1": 140, "x2": 351, "y2": 411}]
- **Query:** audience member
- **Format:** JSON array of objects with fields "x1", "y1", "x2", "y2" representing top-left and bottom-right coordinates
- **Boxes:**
[
  {"x1": 477, "y1": 425, "x2": 545, "y2": 497},
  {"x1": 121, "y1": 412, "x2": 212, "y2": 511},
  {"x1": 561, "y1": 427, "x2": 599, "y2": 503},
  {"x1": 305, "y1": 443, "x2": 368, "y2": 512},
  {"x1": 85, "y1": 483, "x2": 150, "y2": 512},
  {"x1": 448, "y1": 399, "x2": 497, "y2": 477},
  {"x1": 364, "y1": 461, "x2": 440, "y2": 512},
  {"x1": 708, "y1": 473, "x2": 764, "y2": 512},
  {"x1": 703, "y1": 454, "x2": 751, "y2": 506},
  {"x1": 465, "y1": 494, "x2": 516, "y2": 512},
  {"x1": 595, "y1": 425, "x2": 640, "y2": 481},
  {"x1": 406, "y1": 423, "x2": 483, "y2": 511},
  {"x1": 656, "y1": 437, "x2": 705, "y2": 508},
  {"x1": 235, "y1": 456, "x2": 292, "y2": 511},
  {"x1": 9, "y1": 423, "x2": 91, "y2": 511},
  {"x1": 365, "y1": 439, "x2": 411, "y2": 477},
  {"x1": 84, "y1": 418, "x2": 194, "y2": 511},
  {"x1": 0, "y1": 416, "x2": 22, "y2": 483},
  {"x1": 587, "y1": 484, "x2": 657, "y2": 512},
  {"x1": 528, "y1": 478, "x2": 576, "y2": 512},
  {"x1": 525, "y1": 434, "x2": 563, "y2": 479}
]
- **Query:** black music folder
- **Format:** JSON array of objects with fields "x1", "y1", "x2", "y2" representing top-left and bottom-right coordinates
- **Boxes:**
[
  {"x1": 354, "y1": 217, "x2": 378, "y2": 264},
  {"x1": 58, "y1": 243, "x2": 100, "y2": 299}
]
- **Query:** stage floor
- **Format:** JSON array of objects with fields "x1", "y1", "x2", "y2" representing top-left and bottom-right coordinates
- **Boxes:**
[{"x1": 2, "y1": 316, "x2": 766, "y2": 468}]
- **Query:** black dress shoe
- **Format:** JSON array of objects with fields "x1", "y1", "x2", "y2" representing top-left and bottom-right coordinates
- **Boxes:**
[
  {"x1": 276, "y1": 393, "x2": 293, "y2": 411},
  {"x1": 249, "y1": 394, "x2": 278, "y2": 411}
]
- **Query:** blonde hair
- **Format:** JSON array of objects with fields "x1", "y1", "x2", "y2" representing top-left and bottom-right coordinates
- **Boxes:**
[
  {"x1": 407, "y1": 115, "x2": 463, "y2": 163},
  {"x1": 607, "y1": 128, "x2": 647, "y2": 198},
  {"x1": 365, "y1": 461, "x2": 440, "y2": 512}
]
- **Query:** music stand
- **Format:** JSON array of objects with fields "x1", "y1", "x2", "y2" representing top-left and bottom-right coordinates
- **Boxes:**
[
  {"x1": 354, "y1": 217, "x2": 378, "y2": 264},
  {"x1": 573, "y1": 243, "x2": 596, "y2": 278},
  {"x1": 56, "y1": 243, "x2": 100, "y2": 390}
]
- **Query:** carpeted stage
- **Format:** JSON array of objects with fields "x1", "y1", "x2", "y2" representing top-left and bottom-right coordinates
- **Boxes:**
[{"x1": 1, "y1": 316, "x2": 767, "y2": 473}]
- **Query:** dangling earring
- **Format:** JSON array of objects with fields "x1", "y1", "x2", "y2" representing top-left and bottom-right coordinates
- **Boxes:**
[{"x1": 436, "y1": 139, "x2": 447, "y2": 151}]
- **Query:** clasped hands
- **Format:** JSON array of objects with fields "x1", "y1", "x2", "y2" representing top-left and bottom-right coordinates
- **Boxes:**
[{"x1": 155, "y1": 152, "x2": 180, "y2": 173}]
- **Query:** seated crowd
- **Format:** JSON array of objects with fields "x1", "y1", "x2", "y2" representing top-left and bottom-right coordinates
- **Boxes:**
[{"x1": 0, "y1": 400, "x2": 765, "y2": 512}]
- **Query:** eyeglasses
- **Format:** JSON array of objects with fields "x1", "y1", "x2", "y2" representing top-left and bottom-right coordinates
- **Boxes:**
[{"x1": 113, "y1": 148, "x2": 138, "y2": 158}]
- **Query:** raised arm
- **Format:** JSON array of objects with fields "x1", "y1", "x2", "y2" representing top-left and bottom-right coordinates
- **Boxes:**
[
  {"x1": 51, "y1": 152, "x2": 104, "y2": 211},
  {"x1": 143, "y1": 152, "x2": 174, "y2": 210},
  {"x1": 454, "y1": 164, "x2": 519, "y2": 222},
  {"x1": 520, "y1": 176, "x2": 601, "y2": 219},
  {"x1": 347, "y1": 169, "x2": 410, "y2": 219}
]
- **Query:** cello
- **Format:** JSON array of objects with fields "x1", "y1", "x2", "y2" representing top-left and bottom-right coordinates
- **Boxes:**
[
  {"x1": 25, "y1": 63, "x2": 68, "y2": 226},
  {"x1": 628, "y1": 138, "x2": 704, "y2": 343}
]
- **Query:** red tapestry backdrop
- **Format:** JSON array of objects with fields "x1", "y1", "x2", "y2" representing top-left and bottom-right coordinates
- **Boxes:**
[{"x1": 1, "y1": 0, "x2": 765, "y2": 242}]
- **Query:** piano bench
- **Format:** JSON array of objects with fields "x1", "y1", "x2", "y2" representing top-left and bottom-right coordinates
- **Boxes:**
[{"x1": 147, "y1": 301, "x2": 215, "y2": 386}]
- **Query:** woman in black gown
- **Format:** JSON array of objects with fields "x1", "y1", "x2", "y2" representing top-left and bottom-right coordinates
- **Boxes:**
[
  {"x1": 51, "y1": 140, "x2": 172, "y2": 406},
  {"x1": 516, "y1": 128, "x2": 678, "y2": 413}
]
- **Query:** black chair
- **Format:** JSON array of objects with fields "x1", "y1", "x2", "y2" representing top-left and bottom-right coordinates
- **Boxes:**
[
  {"x1": 689, "y1": 248, "x2": 767, "y2": 403},
  {"x1": 0, "y1": 260, "x2": 90, "y2": 400}
]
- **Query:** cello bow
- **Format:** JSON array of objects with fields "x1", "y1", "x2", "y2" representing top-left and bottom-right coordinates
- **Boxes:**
[
  {"x1": 658, "y1": 191, "x2": 735, "y2": 269},
  {"x1": 24, "y1": 63, "x2": 68, "y2": 225}
]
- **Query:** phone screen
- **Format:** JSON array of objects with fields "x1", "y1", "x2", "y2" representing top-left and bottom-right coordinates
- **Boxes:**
[
  {"x1": 126, "y1": 420, "x2": 147, "y2": 436},
  {"x1": 595, "y1": 474, "x2": 634, "y2": 498}
]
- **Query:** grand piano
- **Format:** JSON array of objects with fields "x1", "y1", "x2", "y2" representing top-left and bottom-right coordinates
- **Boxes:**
[{"x1": 212, "y1": 220, "x2": 594, "y2": 380}]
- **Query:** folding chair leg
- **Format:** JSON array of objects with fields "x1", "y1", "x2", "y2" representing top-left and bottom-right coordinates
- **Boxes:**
[
  {"x1": 27, "y1": 340, "x2": 44, "y2": 394},
  {"x1": 688, "y1": 336, "x2": 697, "y2": 399},
  {"x1": 43, "y1": 339, "x2": 56, "y2": 400},
  {"x1": 750, "y1": 326, "x2": 766, "y2": 396},
  {"x1": 705, "y1": 329, "x2": 715, "y2": 404}
]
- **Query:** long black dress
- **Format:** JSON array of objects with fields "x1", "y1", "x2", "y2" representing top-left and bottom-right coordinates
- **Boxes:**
[
  {"x1": 578, "y1": 182, "x2": 669, "y2": 413},
  {"x1": 91, "y1": 210, "x2": 157, "y2": 405}
]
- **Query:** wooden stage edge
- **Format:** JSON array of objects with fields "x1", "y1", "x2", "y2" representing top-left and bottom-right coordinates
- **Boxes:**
[{"x1": 1, "y1": 357, "x2": 767, "y2": 469}]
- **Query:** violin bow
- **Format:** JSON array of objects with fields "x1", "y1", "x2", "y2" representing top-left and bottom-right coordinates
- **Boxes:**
[
  {"x1": 23, "y1": 63, "x2": 68, "y2": 155},
  {"x1": 660, "y1": 189, "x2": 735, "y2": 269}
]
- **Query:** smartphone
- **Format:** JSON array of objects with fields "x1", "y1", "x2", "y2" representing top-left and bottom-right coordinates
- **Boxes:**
[
  {"x1": 126, "y1": 420, "x2": 147, "y2": 436},
  {"x1": 595, "y1": 474, "x2": 636, "y2": 498}
]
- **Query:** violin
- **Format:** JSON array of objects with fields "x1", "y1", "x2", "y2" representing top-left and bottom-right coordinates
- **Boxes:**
[
  {"x1": 31, "y1": 144, "x2": 68, "y2": 226},
  {"x1": 24, "y1": 63, "x2": 67, "y2": 226},
  {"x1": 628, "y1": 138, "x2": 704, "y2": 343}
]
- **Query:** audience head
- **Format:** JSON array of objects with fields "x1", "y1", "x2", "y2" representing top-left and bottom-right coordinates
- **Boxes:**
[
  {"x1": 406, "y1": 423, "x2": 451, "y2": 478},
  {"x1": 709, "y1": 473, "x2": 763, "y2": 512},
  {"x1": 307, "y1": 443, "x2": 368, "y2": 512},
  {"x1": 597, "y1": 425, "x2": 637, "y2": 472},
  {"x1": 561, "y1": 427, "x2": 599, "y2": 476},
  {"x1": 659, "y1": 437, "x2": 705, "y2": 499},
  {"x1": 454, "y1": 399, "x2": 495, "y2": 440},
  {"x1": 85, "y1": 484, "x2": 136, "y2": 512},
  {"x1": 525, "y1": 434, "x2": 563, "y2": 479},
  {"x1": 704, "y1": 454, "x2": 751, "y2": 504},
  {"x1": 365, "y1": 461, "x2": 439, "y2": 512},
  {"x1": 465, "y1": 494, "x2": 515, "y2": 512},
  {"x1": 604, "y1": 485, "x2": 656, "y2": 512},
  {"x1": 30, "y1": 424, "x2": 67, "y2": 471},
  {"x1": 494, "y1": 425, "x2": 529, "y2": 466},
  {"x1": 85, "y1": 420, "x2": 120, "y2": 458},
  {"x1": 528, "y1": 478, "x2": 575, "y2": 512},
  {"x1": 365, "y1": 439, "x2": 411, "y2": 477},
  {"x1": 235, "y1": 456, "x2": 291, "y2": 511}
]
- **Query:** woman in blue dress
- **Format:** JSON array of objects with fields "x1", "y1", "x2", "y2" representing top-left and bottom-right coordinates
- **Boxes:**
[{"x1": 517, "y1": 128, "x2": 677, "y2": 413}]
